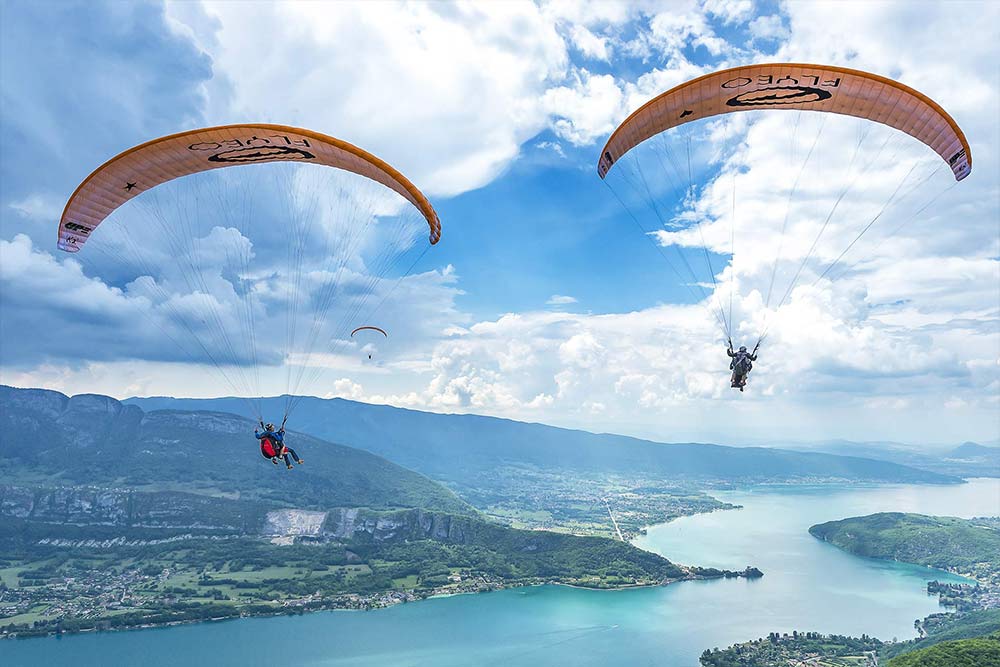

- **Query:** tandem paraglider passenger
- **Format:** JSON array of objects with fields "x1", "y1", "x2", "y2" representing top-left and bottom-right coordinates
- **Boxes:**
[
  {"x1": 256, "y1": 421, "x2": 304, "y2": 470},
  {"x1": 727, "y1": 341, "x2": 758, "y2": 392}
]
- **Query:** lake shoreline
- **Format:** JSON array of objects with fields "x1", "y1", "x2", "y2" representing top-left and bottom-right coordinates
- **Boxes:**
[{"x1": 2, "y1": 567, "x2": 761, "y2": 640}]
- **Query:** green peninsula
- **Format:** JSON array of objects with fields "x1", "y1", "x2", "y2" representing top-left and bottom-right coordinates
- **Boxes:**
[{"x1": 809, "y1": 513, "x2": 1000, "y2": 584}]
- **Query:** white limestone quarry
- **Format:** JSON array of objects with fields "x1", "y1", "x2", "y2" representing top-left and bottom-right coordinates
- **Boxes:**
[{"x1": 264, "y1": 509, "x2": 328, "y2": 540}]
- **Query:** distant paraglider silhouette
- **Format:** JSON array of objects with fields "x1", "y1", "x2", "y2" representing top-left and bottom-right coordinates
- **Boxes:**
[{"x1": 351, "y1": 326, "x2": 388, "y2": 361}]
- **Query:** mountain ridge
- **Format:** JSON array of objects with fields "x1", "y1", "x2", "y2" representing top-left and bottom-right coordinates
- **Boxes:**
[{"x1": 124, "y1": 392, "x2": 961, "y2": 486}]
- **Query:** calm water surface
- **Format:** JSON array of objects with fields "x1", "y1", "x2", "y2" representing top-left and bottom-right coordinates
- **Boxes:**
[{"x1": 3, "y1": 478, "x2": 998, "y2": 667}]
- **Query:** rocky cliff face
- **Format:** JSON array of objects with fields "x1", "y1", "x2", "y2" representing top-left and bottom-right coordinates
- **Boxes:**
[
  {"x1": 324, "y1": 508, "x2": 472, "y2": 544},
  {"x1": 63, "y1": 393, "x2": 139, "y2": 427},
  {"x1": 1, "y1": 485, "x2": 132, "y2": 523},
  {"x1": 0, "y1": 485, "x2": 475, "y2": 546},
  {"x1": 0, "y1": 484, "x2": 264, "y2": 532},
  {"x1": 1, "y1": 385, "x2": 248, "y2": 449},
  {"x1": 265, "y1": 509, "x2": 327, "y2": 536}
]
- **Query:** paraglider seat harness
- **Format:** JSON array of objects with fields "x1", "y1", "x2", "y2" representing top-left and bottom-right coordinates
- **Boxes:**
[
  {"x1": 259, "y1": 435, "x2": 279, "y2": 460},
  {"x1": 728, "y1": 341, "x2": 759, "y2": 392},
  {"x1": 257, "y1": 418, "x2": 286, "y2": 461}
]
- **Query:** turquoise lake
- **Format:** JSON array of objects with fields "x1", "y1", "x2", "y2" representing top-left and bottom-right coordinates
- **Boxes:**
[{"x1": 3, "y1": 478, "x2": 998, "y2": 666}]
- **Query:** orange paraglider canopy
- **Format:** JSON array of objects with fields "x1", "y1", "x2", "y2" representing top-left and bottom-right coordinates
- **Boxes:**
[
  {"x1": 58, "y1": 123, "x2": 441, "y2": 253},
  {"x1": 598, "y1": 63, "x2": 971, "y2": 182}
]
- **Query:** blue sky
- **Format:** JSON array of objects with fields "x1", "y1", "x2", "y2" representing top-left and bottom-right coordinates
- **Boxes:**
[{"x1": 1, "y1": 1, "x2": 998, "y2": 445}]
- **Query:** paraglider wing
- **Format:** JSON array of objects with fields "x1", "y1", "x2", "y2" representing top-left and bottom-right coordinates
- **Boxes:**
[
  {"x1": 598, "y1": 63, "x2": 972, "y2": 182},
  {"x1": 58, "y1": 123, "x2": 441, "y2": 253},
  {"x1": 350, "y1": 326, "x2": 388, "y2": 338}
]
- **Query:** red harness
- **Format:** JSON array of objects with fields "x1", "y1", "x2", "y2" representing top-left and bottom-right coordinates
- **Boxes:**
[{"x1": 260, "y1": 437, "x2": 278, "y2": 459}]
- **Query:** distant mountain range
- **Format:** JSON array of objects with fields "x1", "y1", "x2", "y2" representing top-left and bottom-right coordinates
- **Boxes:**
[
  {"x1": 951, "y1": 441, "x2": 1000, "y2": 460},
  {"x1": 124, "y1": 393, "x2": 961, "y2": 486},
  {"x1": 779, "y1": 439, "x2": 1000, "y2": 478}
]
